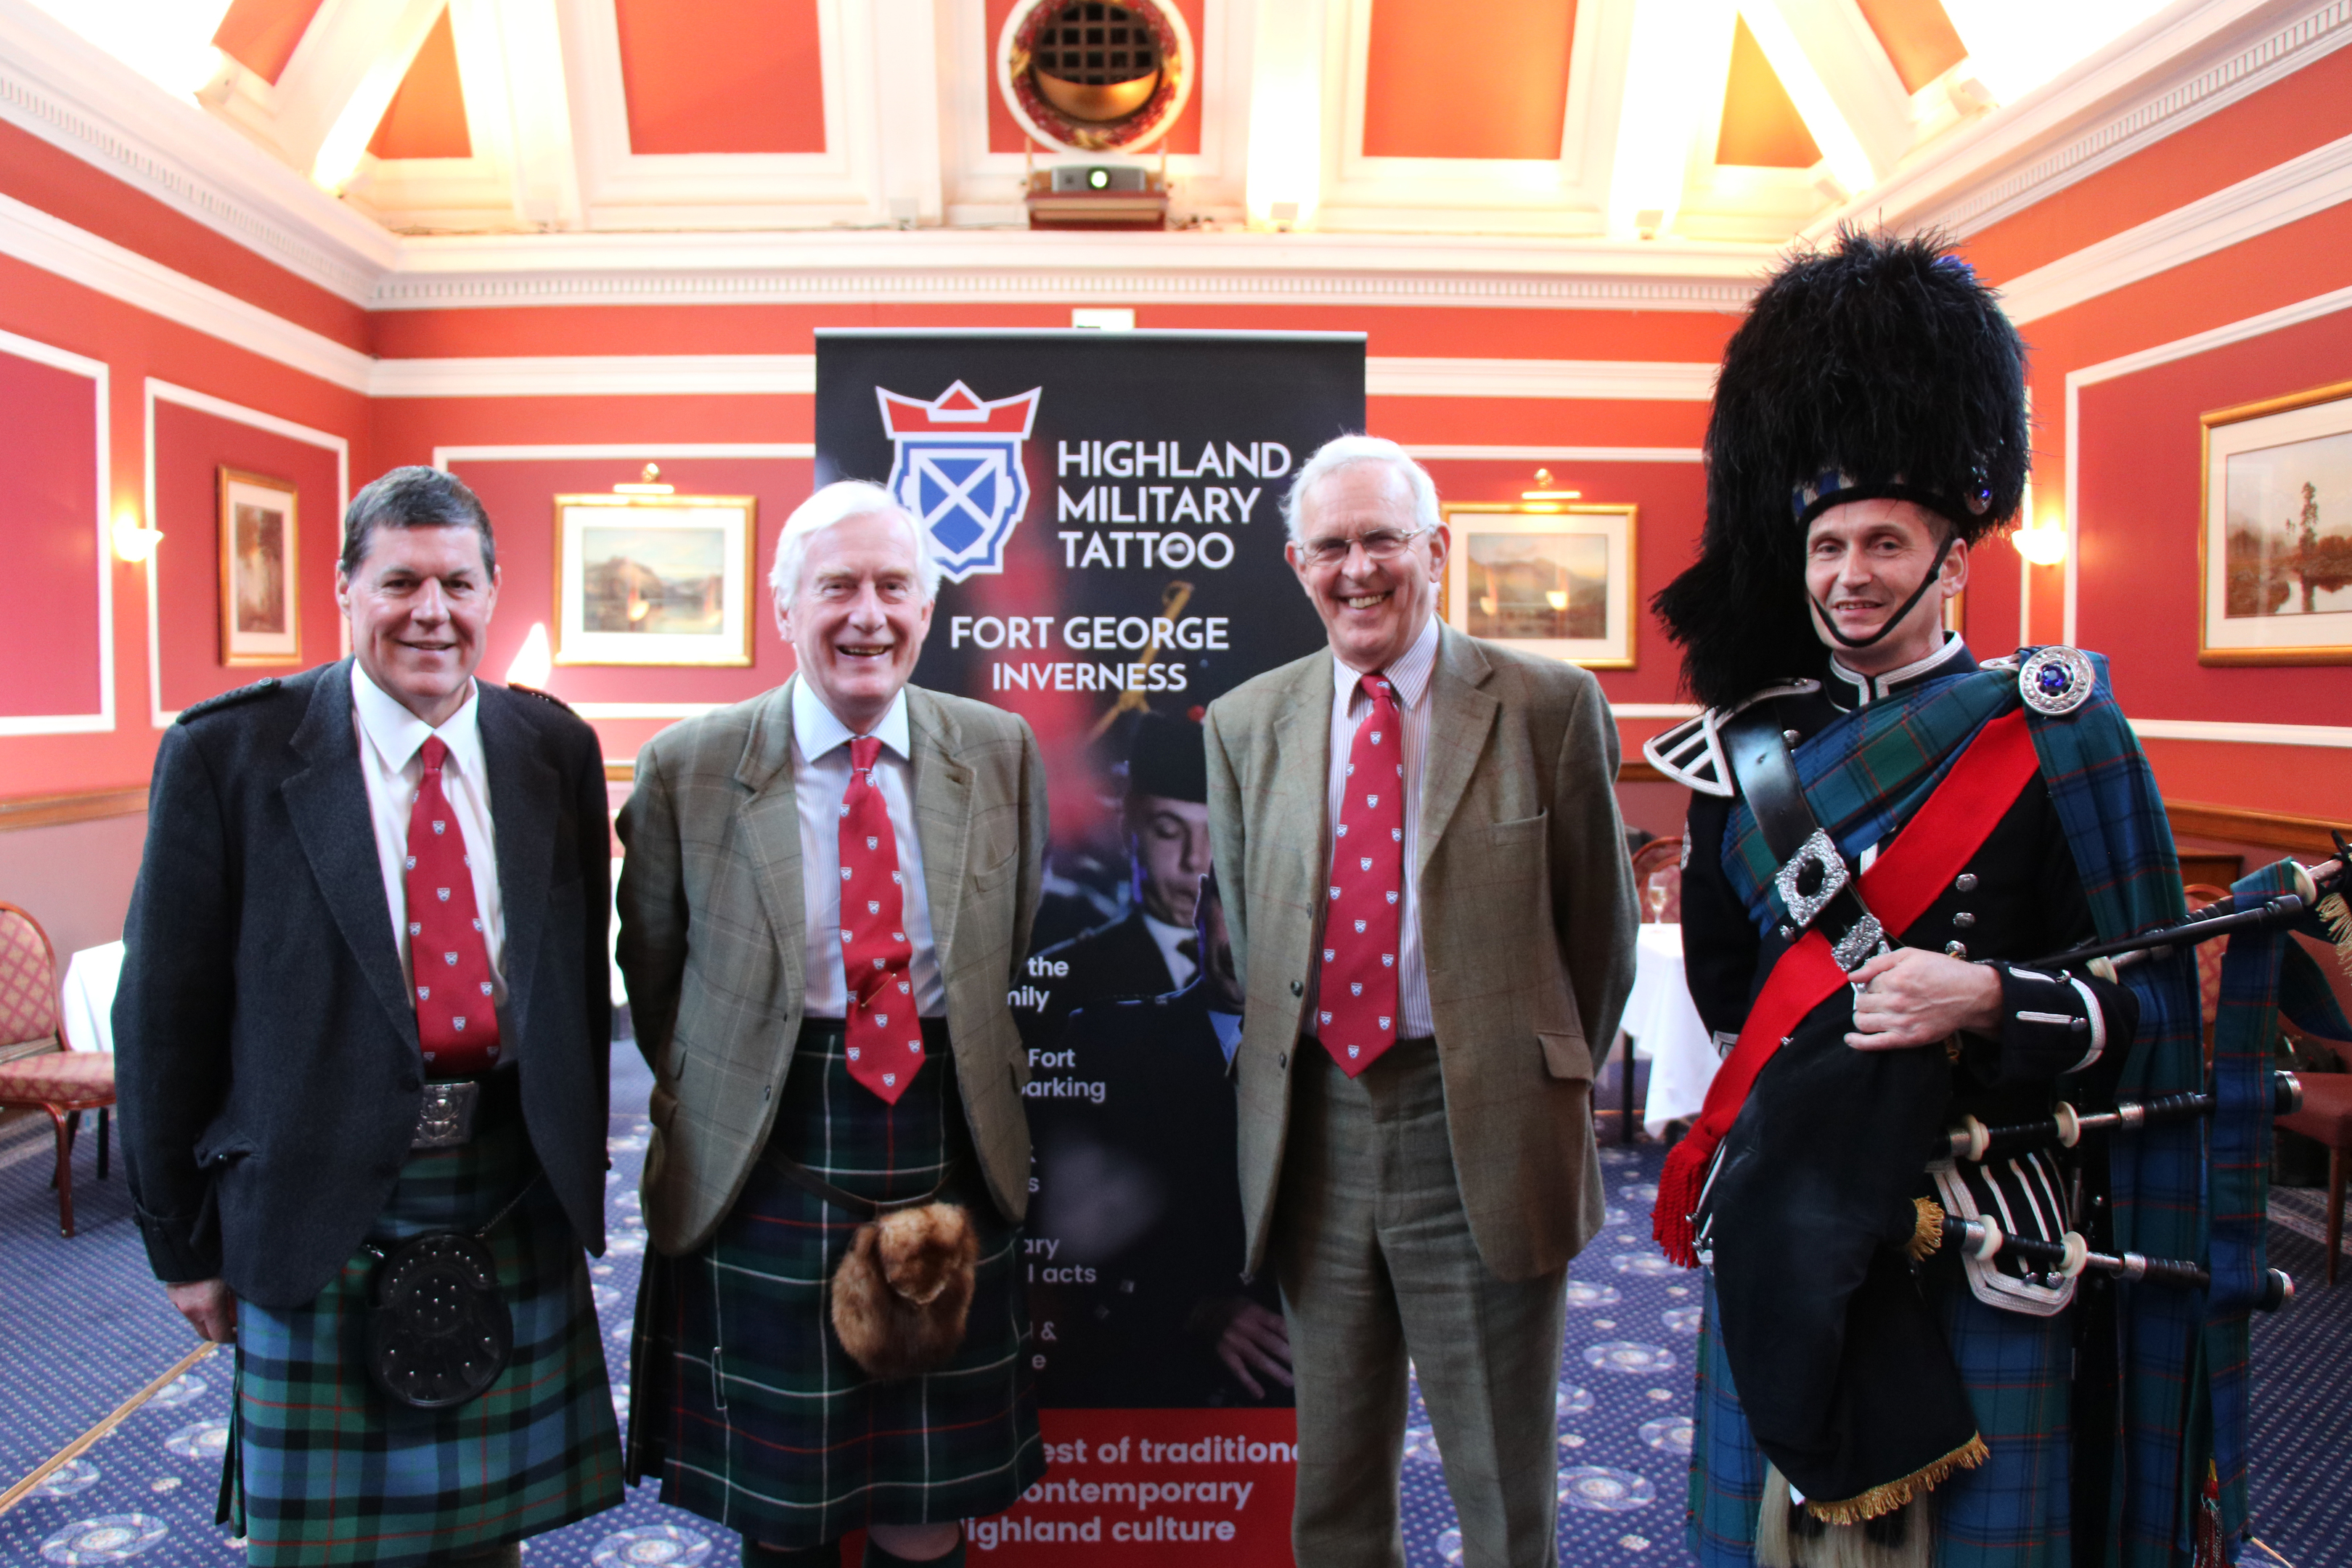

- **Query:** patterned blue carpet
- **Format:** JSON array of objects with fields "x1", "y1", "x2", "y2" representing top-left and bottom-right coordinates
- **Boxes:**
[{"x1": 0, "y1": 1065, "x2": 2343, "y2": 1567}]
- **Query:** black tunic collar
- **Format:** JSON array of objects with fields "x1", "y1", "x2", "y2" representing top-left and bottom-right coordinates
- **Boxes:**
[{"x1": 1824, "y1": 634, "x2": 1975, "y2": 711}]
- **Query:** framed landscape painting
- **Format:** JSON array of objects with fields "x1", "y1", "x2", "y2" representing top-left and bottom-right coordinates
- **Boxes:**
[
  {"x1": 2202, "y1": 380, "x2": 2352, "y2": 665},
  {"x1": 553, "y1": 491, "x2": 759, "y2": 666},
  {"x1": 219, "y1": 467, "x2": 299, "y2": 665},
  {"x1": 1440, "y1": 501, "x2": 1638, "y2": 669}
]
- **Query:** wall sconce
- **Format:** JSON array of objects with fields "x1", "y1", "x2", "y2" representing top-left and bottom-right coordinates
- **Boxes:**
[
  {"x1": 505, "y1": 622, "x2": 553, "y2": 688},
  {"x1": 2011, "y1": 520, "x2": 2067, "y2": 566},
  {"x1": 613, "y1": 463, "x2": 674, "y2": 495},
  {"x1": 112, "y1": 513, "x2": 164, "y2": 562},
  {"x1": 1522, "y1": 468, "x2": 1582, "y2": 502}
]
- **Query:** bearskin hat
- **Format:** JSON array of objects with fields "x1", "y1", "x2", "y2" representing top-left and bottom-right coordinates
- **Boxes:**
[{"x1": 1654, "y1": 229, "x2": 2031, "y2": 711}]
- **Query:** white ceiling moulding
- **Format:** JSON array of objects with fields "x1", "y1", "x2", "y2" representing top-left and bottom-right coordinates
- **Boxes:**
[
  {"x1": 0, "y1": 189, "x2": 375, "y2": 393},
  {"x1": 1814, "y1": 0, "x2": 2352, "y2": 245},
  {"x1": 1367, "y1": 358, "x2": 1716, "y2": 401},
  {"x1": 1997, "y1": 128, "x2": 2352, "y2": 324},
  {"x1": 0, "y1": 0, "x2": 393, "y2": 302}
]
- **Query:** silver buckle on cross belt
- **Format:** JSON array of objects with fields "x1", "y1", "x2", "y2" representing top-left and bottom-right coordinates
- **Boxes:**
[
  {"x1": 412, "y1": 1082, "x2": 481, "y2": 1149},
  {"x1": 1773, "y1": 828, "x2": 1850, "y2": 929}
]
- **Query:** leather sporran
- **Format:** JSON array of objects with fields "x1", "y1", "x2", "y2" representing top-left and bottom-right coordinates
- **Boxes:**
[
  {"x1": 364, "y1": 1230, "x2": 514, "y2": 1410},
  {"x1": 829, "y1": 1201, "x2": 978, "y2": 1381}
]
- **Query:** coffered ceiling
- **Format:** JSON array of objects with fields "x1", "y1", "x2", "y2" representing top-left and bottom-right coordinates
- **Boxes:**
[{"x1": 28, "y1": 0, "x2": 2175, "y2": 240}]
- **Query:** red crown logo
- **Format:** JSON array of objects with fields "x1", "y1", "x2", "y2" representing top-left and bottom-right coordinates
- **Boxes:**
[{"x1": 876, "y1": 380, "x2": 1042, "y2": 438}]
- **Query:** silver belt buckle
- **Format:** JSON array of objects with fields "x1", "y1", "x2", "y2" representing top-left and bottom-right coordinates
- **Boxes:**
[{"x1": 412, "y1": 1081, "x2": 481, "y2": 1149}]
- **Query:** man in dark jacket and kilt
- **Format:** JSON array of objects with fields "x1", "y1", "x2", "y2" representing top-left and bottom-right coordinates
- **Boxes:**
[
  {"x1": 618, "y1": 480, "x2": 1050, "y2": 1567},
  {"x1": 115, "y1": 467, "x2": 625, "y2": 1567}
]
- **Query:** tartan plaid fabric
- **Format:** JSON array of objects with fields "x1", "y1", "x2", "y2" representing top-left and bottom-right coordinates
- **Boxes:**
[
  {"x1": 1687, "y1": 1273, "x2": 2070, "y2": 1567},
  {"x1": 229, "y1": 1118, "x2": 624, "y2": 1567},
  {"x1": 1720, "y1": 666, "x2": 2017, "y2": 924},
  {"x1": 1706, "y1": 650, "x2": 2217, "y2": 1565},
  {"x1": 627, "y1": 1025, "x2": 1042, "y2": 1548}
]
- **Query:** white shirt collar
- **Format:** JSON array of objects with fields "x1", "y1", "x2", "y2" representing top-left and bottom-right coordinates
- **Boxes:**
[
  {"x1": 1828, "y1": 632, "x2": 1967, "y2": 706},
  {"x1": 1332, "y1": 611, "x2": 1441, "y2": 709},
  {"x1": 351, "y1": 660, "x2": 485, "y2": 780},
  {"x1": 791, "y1": 674, "x2": 912, "y2": 764}
]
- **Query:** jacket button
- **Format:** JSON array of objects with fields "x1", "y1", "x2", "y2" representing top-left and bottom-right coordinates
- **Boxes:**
[
  {"x1": 1277, "y1": 1052, "x2": 1289, "y2": 1069},
  {"x1": 1953, "y1": 911, "x2": 1976, "y2": 928},
  {"x1": 1956, "y1": 873, "x2": 1980, "y2": 893},
  {"x1": 1945, "y1": 941, "x2": 1968, "y2": 957},
  {"x1": 1290, "y1": 979, "x2": 1303, "y2": 996}
]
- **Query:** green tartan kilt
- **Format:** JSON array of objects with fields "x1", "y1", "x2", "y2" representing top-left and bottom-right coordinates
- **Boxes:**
[
  {"x1": 627, "y1": 1025, "x2": 1044, "y2": 1548},
  {"x1": 229, "y1": 1116, "x2": 624, "y2": 1567}
]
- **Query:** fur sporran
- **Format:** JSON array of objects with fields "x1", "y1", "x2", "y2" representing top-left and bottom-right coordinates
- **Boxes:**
[{"x1": 830, "y1": 1201, "x2": 979, "y2": 1380}]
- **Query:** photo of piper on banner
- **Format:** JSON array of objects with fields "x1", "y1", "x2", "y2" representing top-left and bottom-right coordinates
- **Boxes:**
[{"x1": 818, "y1": 330, "x2": 1365, "y2": 1564}]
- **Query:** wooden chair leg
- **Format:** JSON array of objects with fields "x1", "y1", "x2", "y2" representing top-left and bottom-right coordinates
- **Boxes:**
[
  {"x1": 2328, "y1": 1144, "x2": 2345, "y2": 1289},
  {"x1": 45, "y1": 1104, "x2": 75, "y2": 1238},
  {"x1": 1622, "y1": 1034, "x2": 1638, "y2": 1146},
  {"x1": 97, "y1": 1107, "x2": 110, "y2": 1180}
]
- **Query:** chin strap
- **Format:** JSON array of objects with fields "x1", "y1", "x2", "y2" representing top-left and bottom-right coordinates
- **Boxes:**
[{"x1": 1808, "y1": 532, "x2": 1957, "y2": 650}]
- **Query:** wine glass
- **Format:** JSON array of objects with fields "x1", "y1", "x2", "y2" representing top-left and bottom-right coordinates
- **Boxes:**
[{"x1": 1645, "y1": 871, "x2": 1672, "y2": 923}]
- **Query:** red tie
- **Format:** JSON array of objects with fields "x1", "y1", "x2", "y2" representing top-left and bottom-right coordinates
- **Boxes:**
[
  {"x1": 406, "y1": 735, "x2": 501, "y2": 1078},
  {"x1": 1317, "y1": 672, "x2": 1405, "y2": 1077},
  {"x1": 841, "y1": 735, "x2": 922, "y2": 1104}
]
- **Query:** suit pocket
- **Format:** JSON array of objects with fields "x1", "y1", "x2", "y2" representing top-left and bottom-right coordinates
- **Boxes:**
[
  {"x1": 974, "y1": 847, "x2": 1019, "y2": 892},
  {"x1": 649, "y1": 1082, "x2": 681, "y2": 1132},
  {"x1": 1537, "y1": 1028, "x2": 1593, "y2": 1082}
]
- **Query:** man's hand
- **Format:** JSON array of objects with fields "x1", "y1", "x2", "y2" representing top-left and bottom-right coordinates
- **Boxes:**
[
  {"x1": 1210, "y1": 1300, "x2": 1294, "y2": 1399},
  {"x1": 166, "y1": 1279, "x2": 238, "y2": 1342},
  {"x1": 1845, "y1": 947, "x2": 2003, "y2": 1052}
]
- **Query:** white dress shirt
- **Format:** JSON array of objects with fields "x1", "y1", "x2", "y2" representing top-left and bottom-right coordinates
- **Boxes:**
[
  {"x1": 1143, "y1": 911, "x2": 1199, "y2": 991},
  {"x1": 1307, "y1": 611, "x2": 1440, "y2": 1040},
  {"x1": 350, "y1": 663, "x2": 507, "y2": 1005},
  {"x1": 791, "y1": 677, "x2": 947, "y2": 1018}
]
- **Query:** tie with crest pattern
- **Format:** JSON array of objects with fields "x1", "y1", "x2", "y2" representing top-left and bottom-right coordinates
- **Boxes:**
[
  {"x1": 1316, "y1": 671, "x2": 1404, "y2": 1077},
  {"x1": 840, "y1": 735, "x2": 922, "y2": 1103},
  {"x1": 406, "y1": 735, "x2": 500, "y2": 1078}
]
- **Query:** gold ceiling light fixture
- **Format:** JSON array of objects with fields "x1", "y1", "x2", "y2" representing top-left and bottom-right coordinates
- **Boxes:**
[{"x1": 1522, "y1": 468, "x2": 1583, "y2": 502}]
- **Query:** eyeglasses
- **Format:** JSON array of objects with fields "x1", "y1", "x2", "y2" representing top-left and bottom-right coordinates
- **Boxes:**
[{"x1": 1298, "y1": 528, "x2": 1427, "y2": 568}]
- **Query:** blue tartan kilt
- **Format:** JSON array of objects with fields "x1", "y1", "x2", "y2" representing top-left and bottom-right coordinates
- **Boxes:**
[
  {"x1": 627, "y1": 1025, "x2": 1043, "y2": 1548},
  {"x1": 1690, "y1": 1270, "x2": 2071, "y2": 1567},
  {"x1": 229, "y1": 1117, "x2": 624, "y2": 1567}
]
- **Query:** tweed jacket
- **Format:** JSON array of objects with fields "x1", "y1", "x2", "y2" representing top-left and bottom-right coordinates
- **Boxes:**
[
  {"x1": 1204, "y1": 624, "x2": 1638, "y2": 1282},
  {"x1": 114, "y1": 661, "x2": 613, "y2": 1308},
  {"x1": 617, "y1": 679, "x2": 1048, "y2": 1255}
]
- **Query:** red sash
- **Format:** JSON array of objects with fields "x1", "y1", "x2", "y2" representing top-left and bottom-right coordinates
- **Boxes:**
[{"x1": 1653, "y1": 708, "x2": 2043, "y2": 1267}]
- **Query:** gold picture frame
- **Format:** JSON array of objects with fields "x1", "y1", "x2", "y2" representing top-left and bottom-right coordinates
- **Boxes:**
[
  {"x1": 1440, "y1": 501, "x2": 1638, "y2": 669},
  {"x1": 552, "y1": 491, "x2": 760, "y2": 666},
  {"x1": 218, "y1": 467, "x2": 300, "y2": 666},
  {"x1": 2200, "y1": 377, "x2": 2352, "y2": 666}
]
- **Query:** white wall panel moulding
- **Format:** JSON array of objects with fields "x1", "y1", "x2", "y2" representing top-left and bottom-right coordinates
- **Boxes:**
[
  {"x1": 1404, "y1": 444, "x2": 1704, "y2": 463},
  {"x1": 1368, "y1": 358, "x2": 1715, "y2": 401},
  {"x1": 1812, "y1": 0, "x2": 2348, "y2": 243},
  {"x1": 376, "y1": 355, "x2": 1714, "y2": 401},
  {"x1": 1610, "y1": 703, "x2": 1704, "y2": 719},
  {"x1": 434, "y1": 443, "x2": 817, "y2": 464},
  {"x1": 570, "y1": 702, "x2": 726, "y2": 719},
  {"x1": 1998, "y1": 130, "x2": 2352, "y2": 324},
  {"x1": 142, "y1": 378, "x2": 351, "y2": 728},
  {"x1": 0, "y1": 190, "x2": 375, "y2": 393},
  {"x1": 0, "y1": 325, "x2": 112, "y2": 737},
  {"x1": 2130, "y1": 718, "x2": 2352, "y2": 748}
]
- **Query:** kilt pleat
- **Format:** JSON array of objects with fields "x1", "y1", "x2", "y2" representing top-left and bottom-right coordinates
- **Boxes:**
[
  {"x1": 230, "y1": 1118, "x2": 624, "y2": 1567},
  {"x1": 629, "y1": 1026, "x2": 1043, "y2": 1548},
  {"x1": 1687, "y1": 1270, "x2": 2071, "y2": 1567}
]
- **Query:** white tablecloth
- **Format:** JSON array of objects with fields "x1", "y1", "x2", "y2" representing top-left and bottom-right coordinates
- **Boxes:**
[
  {"x1": 1617, "y1": 923, "x2": 1719, "y2": 1138},
  {"x1": 59, "y1": 941, "x2": 124, "y2": 1054}
]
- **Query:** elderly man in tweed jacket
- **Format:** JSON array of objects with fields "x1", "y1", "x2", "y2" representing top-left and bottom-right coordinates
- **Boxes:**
[
  {"x1": 1205, "y1": 436, "x2": 1638, "y2": 1568},
  {"x1": 618, "y1": 481, "x2": 1048, "y2": 1568}
]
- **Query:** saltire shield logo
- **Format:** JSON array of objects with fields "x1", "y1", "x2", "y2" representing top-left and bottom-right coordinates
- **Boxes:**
[{"x1": 876, "y1": 380, "x2": 1042, "y2": 582}]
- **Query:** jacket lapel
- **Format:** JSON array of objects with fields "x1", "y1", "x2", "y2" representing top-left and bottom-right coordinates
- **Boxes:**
[
  {"x1": 279, "y1": 661, "x2": 417, "y2": 1045},
  {"x1": 1274, "y1": 654, "x2": 1335, "y2": 873},
  {"x1": 478, "y1": 685, "x2": 558, "y2": 1032},
  {"x1": 907, "y1": 688, "x2": 974, "y2": 968},
  {"x1": 735, "y1": 683, "x2": 808, "y2": 1011},
  {"x1": 1416, "y1": 626, "x2": 1500, "y2": 881}
]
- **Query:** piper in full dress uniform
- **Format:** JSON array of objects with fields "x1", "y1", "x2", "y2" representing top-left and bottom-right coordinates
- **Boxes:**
[
  {"x1": 1645, "y1": 231, "x2": 2338, "y2": 1567},
  {"x1": 618, "y1": 481, "x2": 1048, "y2": 1568}
]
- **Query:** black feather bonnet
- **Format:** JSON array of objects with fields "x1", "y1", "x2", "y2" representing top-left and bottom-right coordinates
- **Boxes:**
[{"x1": 1654, "y1": 229, "x2": 2030, "y2": 711}]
